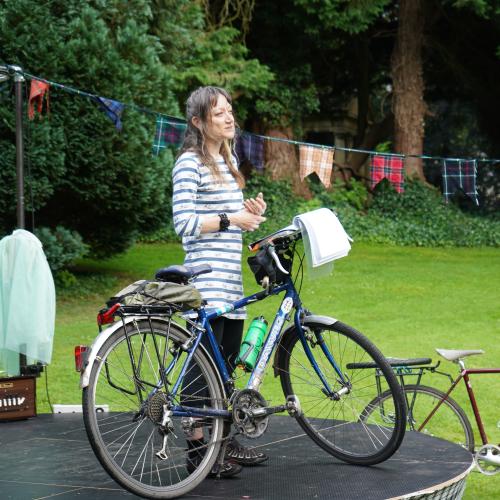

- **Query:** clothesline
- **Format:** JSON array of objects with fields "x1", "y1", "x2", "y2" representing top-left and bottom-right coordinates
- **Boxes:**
[{"x1": 15, "y1": 69, "x2": 500, "y2": 166}]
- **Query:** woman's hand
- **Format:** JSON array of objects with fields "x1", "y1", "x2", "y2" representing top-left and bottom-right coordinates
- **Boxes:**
[
  {"x1": 231, "y1": 210, "x2": 266, "y2": 232},
  {"x1": 244, "y1": 192, "x2": 266, "y2": 216}
]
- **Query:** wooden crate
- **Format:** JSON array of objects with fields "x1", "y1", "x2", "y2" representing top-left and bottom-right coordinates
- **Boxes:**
[{"x1": 0, "y1": 376, "x2": 36, "y2": 421}]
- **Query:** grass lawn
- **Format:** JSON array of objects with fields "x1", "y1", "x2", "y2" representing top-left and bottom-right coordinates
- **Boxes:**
[{"x1": 40, "y1": 242, "x2": 499, "y2": 498}]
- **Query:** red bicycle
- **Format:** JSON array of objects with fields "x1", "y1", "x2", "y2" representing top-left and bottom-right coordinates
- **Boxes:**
[{"x1": 358, "y1": 348, "x2": 500, "y2": 475}]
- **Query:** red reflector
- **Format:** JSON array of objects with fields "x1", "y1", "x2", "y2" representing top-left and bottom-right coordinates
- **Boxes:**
[
  {"x1": 97, "y1": 303, "x2": 121, "y2": 326},
  {"x1": 74, "y1": 345, "x2": 89, "y2": 372}
]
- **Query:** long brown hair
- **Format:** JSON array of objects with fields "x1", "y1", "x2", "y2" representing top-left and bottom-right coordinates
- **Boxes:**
[{"x1": 179, "y1": 86, "x2": 245, "y2": 188}]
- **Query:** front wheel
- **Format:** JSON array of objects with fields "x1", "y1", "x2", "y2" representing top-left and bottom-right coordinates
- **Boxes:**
[
  {"x1": 277, "y1": 320, "x2": 406, "y2": 465},
  {"x1": 83, "y1": 319, "x2": 225, "y2": 499},
  {"x1": 362, "y1": 385, "x2": 475, "y2": 452}
]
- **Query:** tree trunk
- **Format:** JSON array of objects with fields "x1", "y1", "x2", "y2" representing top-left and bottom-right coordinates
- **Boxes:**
[
  {"x1": 355, "y1": 35, "x2": 370, "y2": 146},
  {"x1": 391, "y1": 0, "x2": 426, "y2": 180},
  {"x1": 264, "y1": 127, "x2": 312, "y2": 198}
]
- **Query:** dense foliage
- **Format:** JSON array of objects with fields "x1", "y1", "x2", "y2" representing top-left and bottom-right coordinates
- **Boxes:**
[
  {"x1": 244, "y1": 174, "x2": 499, "y2": 248},
  {"x1": 0, "y1": 0, "x2": 271, "y2": 263},
  {"x1": 1, "y1": 0, "x2": 498, "y2": 275},
  {"x1": 0, "y1": 0, "x2": 178, "y2": 257}
]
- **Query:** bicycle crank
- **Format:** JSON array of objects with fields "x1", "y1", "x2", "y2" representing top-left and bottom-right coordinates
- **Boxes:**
[
  {"x1": 475, "y1": 444, "x2": 500, "y2": 475},
  {"x1": 246, "y1": 395, "x2": 302, "y2": 418}
]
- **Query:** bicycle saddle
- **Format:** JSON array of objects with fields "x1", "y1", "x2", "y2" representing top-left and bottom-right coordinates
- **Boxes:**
[
  {"x1": 436, "y1": 348, "x2": 484, "y2": 362},
  {"x1": 155, "y1": 264, "x2": 212, "y2": 284}
]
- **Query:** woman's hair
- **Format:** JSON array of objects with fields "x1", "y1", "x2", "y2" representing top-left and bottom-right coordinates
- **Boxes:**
[{"x1": 179, "y1": 86, "x2": 245, "y2": 188}]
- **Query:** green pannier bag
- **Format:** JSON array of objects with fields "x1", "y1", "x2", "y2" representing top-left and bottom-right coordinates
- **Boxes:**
[{"x1": 108, "y1": 280, "x2": 202, "y2": 311}]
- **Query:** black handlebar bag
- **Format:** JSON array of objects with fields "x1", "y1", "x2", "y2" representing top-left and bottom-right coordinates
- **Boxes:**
[{"x1": 247, "y1": 247, "x2": 293, "y2": 286}]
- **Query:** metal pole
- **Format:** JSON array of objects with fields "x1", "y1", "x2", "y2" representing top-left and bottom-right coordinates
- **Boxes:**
[{"x1": 12, "y1": 66, "x2": 26, "y2": 229}]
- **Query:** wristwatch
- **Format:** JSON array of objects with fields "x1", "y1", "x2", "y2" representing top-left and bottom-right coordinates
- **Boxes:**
[{"x1": 218, "y1": 213, "x2": 230, "y2": 232}]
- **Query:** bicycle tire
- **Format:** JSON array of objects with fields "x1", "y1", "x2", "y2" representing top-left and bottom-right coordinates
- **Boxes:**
[
  {"x1": 361, "y1": 384, "x2": 475, "y2": 452},
  {"x1": 83, "y1": 319, "x2": 225, "y2": 499},
  {"x1": 277, "y1": 319, "x2": 406, "y2": 465}
]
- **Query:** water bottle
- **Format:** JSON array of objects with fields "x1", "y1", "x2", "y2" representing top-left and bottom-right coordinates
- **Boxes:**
[{"x1": 236, "y1": 316, "x2": 268, "y2": 371}]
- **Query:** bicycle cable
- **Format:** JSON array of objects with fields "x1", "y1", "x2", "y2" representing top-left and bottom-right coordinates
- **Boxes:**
[{"x1": 292, "y1": 243, "x2": 305, "y2": 297}]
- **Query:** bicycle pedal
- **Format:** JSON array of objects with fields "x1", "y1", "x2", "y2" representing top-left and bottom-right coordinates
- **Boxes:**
[{"x1": 286, "y1": 395, "x2": 302, "y2": 417}]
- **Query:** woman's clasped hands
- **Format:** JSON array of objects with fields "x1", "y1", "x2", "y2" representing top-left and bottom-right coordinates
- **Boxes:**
[{"x1": 232, "y1": 192, "x2": 267, "y2": 232}]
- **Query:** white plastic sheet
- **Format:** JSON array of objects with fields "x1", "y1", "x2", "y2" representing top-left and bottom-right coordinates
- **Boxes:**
[{"x1": 0, "y1": 230, "x2": 56, "y2": 365}]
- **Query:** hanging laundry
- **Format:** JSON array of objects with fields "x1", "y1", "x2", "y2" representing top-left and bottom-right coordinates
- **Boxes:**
[
  {"x1": 442, "y1": 160, "x2": 479, "y2": 205},
  {"x1": 299, "y1": 145, "x2": 334, "y2": 189},
  {"x1": 28, "y1": 79, "x2": 50, "y2": 120},
  {"x1": 152, "y1": 116, "x2": 186, "y2": 155},
  {"x1": 370, "y1": 154, "x2": 405, "y2": 193},
  {"x1": 95, "y1": 97, "x2": 125, "y2": 131},
  {"x1": 235, "y1": 132, "x2": 264, "y2": 170}
]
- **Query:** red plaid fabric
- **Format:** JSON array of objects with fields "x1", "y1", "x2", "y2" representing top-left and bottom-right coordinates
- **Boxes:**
[
  {"x1": 370, "y1": 154, "x2": 405, "y2": 193},
  {"x1": 299, "y1": 145, "x2": 334, "y2": 188},
  {"x1": 28, "y1": 79, "x2": 50, "y2": 120}
]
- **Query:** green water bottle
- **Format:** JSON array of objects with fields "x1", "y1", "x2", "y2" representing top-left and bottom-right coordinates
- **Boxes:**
[{"x1": 236, "y1": 316, "x2": 268, "y2": 371}]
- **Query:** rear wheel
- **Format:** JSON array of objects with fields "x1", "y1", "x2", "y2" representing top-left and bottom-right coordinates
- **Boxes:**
[
  {"x1": 83, "y1": 319, "x2": 225, "y2": 499},
  {"x1": 362, "y1": 384, "x2": 474, "y2": 452},
  {"x1": 277, "y1": 320, "x2": 406, "y2": 465}
]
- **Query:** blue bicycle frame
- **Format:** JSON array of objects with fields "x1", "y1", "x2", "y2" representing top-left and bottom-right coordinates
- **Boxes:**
[{"x1": 165, "y1": 275, "x2": 348, "y2": 419}]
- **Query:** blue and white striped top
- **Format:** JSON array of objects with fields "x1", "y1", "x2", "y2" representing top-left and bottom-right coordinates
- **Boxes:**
[{"x1": 172, "y1": 151, "x2": 246, "y2": 319}]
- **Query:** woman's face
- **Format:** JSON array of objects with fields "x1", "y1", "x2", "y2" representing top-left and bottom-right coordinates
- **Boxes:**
[{"x1": 205, "y1": 93, "x2": 235, "y2": 142}]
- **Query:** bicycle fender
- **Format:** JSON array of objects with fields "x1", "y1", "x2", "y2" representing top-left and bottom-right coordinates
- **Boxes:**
[{"x1": 273, "y1": 314, "x2": 338, "y2": 377}]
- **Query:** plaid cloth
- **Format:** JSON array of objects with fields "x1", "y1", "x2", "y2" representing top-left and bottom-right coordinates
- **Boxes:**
[
  {"x1": 299, "y1": 145, "x2": 334, "y2": 188},
  {"x1": 442, "y1": 160, "x2": 479, "y2": 205},
  {"x1": 28, "y1": 79, "x2": 50, "y2": 120},
  {"x1": 235, "y1": 132, "x2": 264, "y2": 170},
  {"x1": 152, "y1": 116, "x2": 186, "y2": 155},
  {"x1": 370, "y1": 154, "x2": 405, "y2": 193},
  {"x1": 95, "y1": 97, "x2": 125, "y2": 131}
]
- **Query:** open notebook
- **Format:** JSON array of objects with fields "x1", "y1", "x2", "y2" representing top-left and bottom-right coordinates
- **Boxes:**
[{"x1": 293, "y1": 208, "x2": 352, "y2": 268}]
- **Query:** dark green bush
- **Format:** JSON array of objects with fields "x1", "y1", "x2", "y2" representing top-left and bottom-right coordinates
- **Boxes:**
[
  {"x1": 340, "y1": 180, "x2": 500, "y2": 247},
  {"x1": 140, "y1": 171, "x2": 498, "y2": 249},
  {"x1": 35, "y1": 226, "x2": 89, "y2": 274}
]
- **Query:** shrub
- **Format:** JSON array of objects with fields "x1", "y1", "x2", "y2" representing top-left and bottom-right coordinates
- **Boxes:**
[
  {"x1": 35, "y1": 226, "x2": 89, "y2": 274},
  {"x1": 341, "y1": 180, "x2": 500, "y2": 247}
]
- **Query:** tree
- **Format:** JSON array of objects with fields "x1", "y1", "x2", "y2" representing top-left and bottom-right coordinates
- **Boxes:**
[
  {"x1": 391, "y1": 0, "x2": 426, "y2": 180},
  {"x1": 245, "y1": 0, "x2": 500, "y2": 185},
  {"x1": 0, "y1": 0, "x2": 178, "y2": 255},
  {"x1": 0, "y1": 0, "x2": 272, "y2": 257}
]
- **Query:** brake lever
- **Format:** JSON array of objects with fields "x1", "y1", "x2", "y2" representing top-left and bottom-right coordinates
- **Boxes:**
[{"x1": 268, "y1": 245, "x2": 289, "y2": 275}]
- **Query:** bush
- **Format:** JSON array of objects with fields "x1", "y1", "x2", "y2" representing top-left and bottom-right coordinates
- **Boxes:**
[
  {"x1": 35, "y1": 226, "x2": 88, "y2": 274},
  {"x1": 141, "y1": 171, "x2": 498, "y2": 249},
  {"x1": 340, "y1": 180, "x2": 500, "y2": 247}
]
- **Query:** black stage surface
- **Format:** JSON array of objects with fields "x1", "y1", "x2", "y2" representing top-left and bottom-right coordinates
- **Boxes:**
[{"x1": 0, "y1": 414, "x2": 473, "y2": 499}]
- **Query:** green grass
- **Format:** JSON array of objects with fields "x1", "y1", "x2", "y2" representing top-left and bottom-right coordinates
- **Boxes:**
[{"x1": 39, "y1": 242, "x2": 499, "y2": 498}]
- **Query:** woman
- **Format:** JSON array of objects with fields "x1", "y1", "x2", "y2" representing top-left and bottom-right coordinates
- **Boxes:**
[{"x1": 172, "y1": 86, "x2": 268, "y2": 477}]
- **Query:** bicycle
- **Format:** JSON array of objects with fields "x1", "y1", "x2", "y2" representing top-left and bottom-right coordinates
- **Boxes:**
[
  {"x1": 358, "y1": 349, "x2": 500, "y2": 475},
  {"x1": 78, "y1": 224, "x2": 406, "y2": 499}
]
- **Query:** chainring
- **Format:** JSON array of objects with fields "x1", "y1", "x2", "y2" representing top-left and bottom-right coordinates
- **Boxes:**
[{"x1": 232, "y1": 389, "x2": 269, "y2": 439}]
